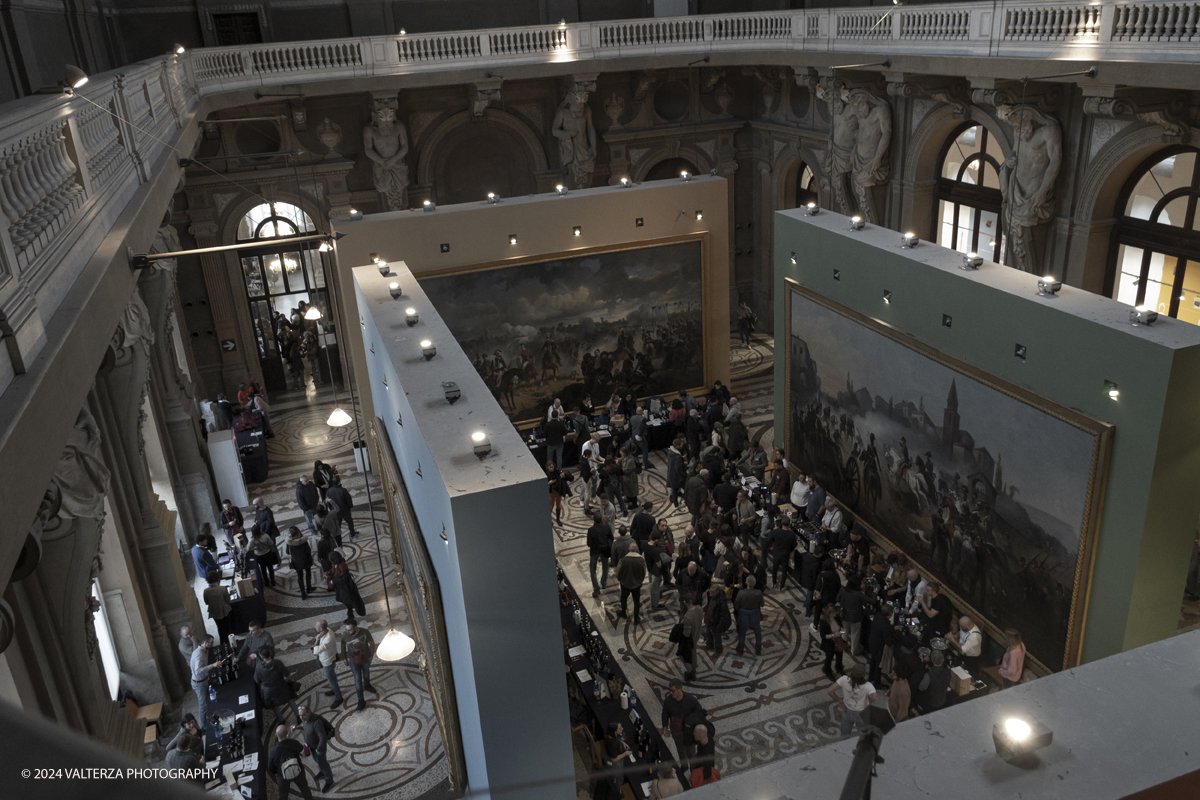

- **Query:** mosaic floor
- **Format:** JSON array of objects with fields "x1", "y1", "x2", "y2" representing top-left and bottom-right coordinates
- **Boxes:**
[
  {"x1": 554, "y1": 334, "x2": 870, "y2": 783},
  {"x1": 176, "y1": 375, "x2": 451, "y2": 800}
]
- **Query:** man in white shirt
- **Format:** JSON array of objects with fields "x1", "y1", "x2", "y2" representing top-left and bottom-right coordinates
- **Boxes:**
[
  {"x1": 790, "y1": 472, "x2": 811, "y2": 514},
  {"x1": 903, "y1": 569, "x2": 928, "y2": 616},
  {"x1": 821, "y1": 498, "x2": 844, "y2": 537},
  {"x1": 580, "y1": 433, "x2": 604, "y2": 510},
  {"x1": 546, "y1": 398, "x2": 565, "y2": 422},
  {"x1": 312, "y1": 619, "x2": 344, "y2": 710},
  {"x1": 190, "y1": 635, "x2": 226, "y2": 724},
  {"x1": 948, "y1": 615, "x2": 983, "y2": 673}
]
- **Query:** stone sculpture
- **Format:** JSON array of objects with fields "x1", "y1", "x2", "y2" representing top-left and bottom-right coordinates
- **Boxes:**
[
  {"x1": 822, "y1": 85, "x2": 859, "y2": 217},
  {"x1": 998, "y1": 105, "x2": 1062, "y2": 274},
  {"x1": 363, "y1": 102, "x2": 410, "y2": 211},
  {"x1": 552, "y1": 89, "x2": 596, "y2": 190},
  {"x1": 848, "y1": 90, "x2": 892, "y2": 223},
  {"x1": 55, "y1": 408, "x2": 111, "y2": 521},
  {"x1": 317, "y1": 117, "x2": 342, "y2": 155}
]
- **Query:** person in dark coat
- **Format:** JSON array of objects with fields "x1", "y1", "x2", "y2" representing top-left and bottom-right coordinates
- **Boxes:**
[
  {"x1": 313, "y1": 460, "x2": 336, "y2": 504},
  {"x1": 295, "y1": 475, "x2": 320, "y2": 535},
  {"x1": 325, "y1": 477, "x2": 357, "y2": 540},
  {"x1": 631, "y1": 502, "x2": 656, "y2": 546},
  {"x1": 328, "y1": 551, "x2": 365, "y2": 620},
  {"x1": 813, "y1": 558, "x2": 841, "y2": 623},
  {"x1": 684, "y1": 470, "x2": 709, "y2": 528},
  {"x1": 587, "y1": 514, "x2": 613, "y2": 596},
  {"x1": 797, "y1": 546, "x2": 825, "y2": 619},
  {"x1": 286, "y1": 527, "x2": 314, "y2": 599},
  {"x1": 868, "y1": 602, "x2": 901, "y2": 685},
  {"x1": 684, "y1": 409, "x2": 704, "y2": 460},
  {"x1": 768, "y1": 524, "x2": 798, "y2": 590},
  {"x1": 726, "y1": 415, "x2": 747, "y2": 459},
  {"x1": 316, "y1": 530, "x2": 338, "y2": 590},
  {"x1": 703, "y1": 585, "x2": 732, "y2": 655},
  {"x1": 254, "y1": 645, "x2": 300, "y2": 724},
  {"x1": 253, "y1": 497, "x2": 280, "y2": 539},
  {"x1": 665, "y1": 440, "x2": 686, "y2": 507}
]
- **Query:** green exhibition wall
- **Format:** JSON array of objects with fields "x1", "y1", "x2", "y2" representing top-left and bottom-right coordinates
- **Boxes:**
[{"x1": 773, "y1": 208, "x2": 1200, "y2": 666}]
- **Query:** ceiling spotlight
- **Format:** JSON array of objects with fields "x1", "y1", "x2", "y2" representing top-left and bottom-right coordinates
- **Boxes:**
[
  {"x1": 509, "y1": 234, "x2": 517, "y2": 245},
  {"x1": 1104, "y1": 379, "x2": 1120, "y2": 400},
  {"x1": 901, "y1": 232, "x2": 919, "y2": 248},
  {"x1": 1130, "y1": 305, "x2": 1158, "y2": 326},
  {"x1": 849, "y1": 216, "x2": 865, "y2": 231},
  {"x1": 304, "y1": 307, "x2": 322, "y2": 321},
  {"x1": 327, "y1": 408, "x2": 353, "y2": 427},
  {"x1": 405, "y1": 307, "x2": 419, "y2": 326},
  {"x1": 942, "y1": 313, "x2": 953, "y2": 328},
  {"x1": 63, "y1": 64, "x2": 89, "y2": 90},
  {"x1": 377, "y1": 261, "x2": 389, "y2": 276},
  {"x1": 883, "y1": 290, "x2": 892, "y2": 304},
  {"x1": 423, "y1": 200, "x2": 436, "y2": 213},
  {"x1": 680, "y1": 171, "x2": 691, "y2": 182},
  {"x1": 318, "y1": 240, "x2": 331, "y2": 253},
  {"x1": 962, "y1": 252, "x2": 983, "y2": 269},
  {"x1": 573, "y1": 226, "x2": 582, "y2": 236},
  {"x1": 790, "y1": 252, "x2": 797, "y2": 265},
  {"x1": 471, "y1": 430, "x2": 491, "y2": 457},
  {"x1": 442, "y1": 381, "x2": 461, "y2": 404},
  {"x1": 555, "y1": 184, "x2": 567, "y2": 196},
  {"x1": 388, "y1": 282, "x2": 402, "y2": 300},
  {"x1": 1015, "y1": 343, "x2": 1027, "y2": 361},
  {"x1": 440, "y1": 243, "x2": 450, "y2": 253},
  {"x1": 420, "y1": 339, "x2": 437, "y2": 360},
  {"x1": 695, "y1": 210, "x2": 703, "y2": 220},
  {"x1": 993, "y1": 715, "x2": 1052, "y2": 763},
  {"x1": 620, "y1": 177, "x2": 632, "y2": 187},
  {"x1": 833, "y1": 269, "x2": 841, "y2": 281},
  {"x1": 805, "y1": 202, "x2": 819, "y2": 216},
  {"x1": 173, "y1": 43, "x2": 186, "y2": 55},
  {"x1": 487, "y1": 192, "x2": 499, "y2": 205},
  {"x1": 635, "y1": 218, "x2": 644, "y2": 227},
  {"x1": 1037, "y1": 274, "x2": 1062, "y2": 296}
]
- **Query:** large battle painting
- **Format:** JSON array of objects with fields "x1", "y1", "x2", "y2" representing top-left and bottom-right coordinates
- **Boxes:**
[
  {"x1": 785, "y1": 282, "x2": 1110, "y2": 671},
  {"x1": 420, "y1": 240, "x2": 705, "y2": 423}
]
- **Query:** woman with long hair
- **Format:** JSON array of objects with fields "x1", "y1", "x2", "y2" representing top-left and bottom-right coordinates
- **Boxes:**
[
  {"x1": 328, "y1": 551, "x2": 366, "y2": 620},
  {"x1": 819, "y1": 602, "x2": 845, "y2": 680},
  {"x1": 313, "y1": 459, "x2": 336, "y2": 504},
  {"x1": 546, "y1": 460, "x2": 568, "y2": 525},
  {"x1": 249, "y1": 523, "x2": 280, "y2": 588},
  {"x1": 998, "y1": 628, "x2": 1026, "y2": 688}
]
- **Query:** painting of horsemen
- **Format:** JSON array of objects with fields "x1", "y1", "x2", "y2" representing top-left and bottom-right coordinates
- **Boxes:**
[
  {"x1": 785, "y1": 281, "x2": 1111, "y2": 671},
  {"x1": 419, "y1": 240, "x2": 705, "y2": 424}
]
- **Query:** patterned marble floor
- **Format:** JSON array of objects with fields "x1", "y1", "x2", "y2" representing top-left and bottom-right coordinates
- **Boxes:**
[
  {"x1": 187, "y1": 378, "x2": 451, "y2": 800},
  {"x1": 554, "y1": 334, "x2": 868, "y2": 783}
]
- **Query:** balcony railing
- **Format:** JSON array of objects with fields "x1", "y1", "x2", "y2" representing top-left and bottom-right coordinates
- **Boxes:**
[{"x1": 0, "y1": 0, "x2": 1198, "y2": 398}]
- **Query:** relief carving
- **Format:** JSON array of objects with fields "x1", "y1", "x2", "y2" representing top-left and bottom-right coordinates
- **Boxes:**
[
  {"x1": 816, "y1": 79, "x2": 892, "y2": 222},
  {"x1": 364, "y1": 96, "x2": 410, "y2": 211},
  {"x1": 553, "y1": 86, "x2": 597, "y2": 189},
  {"x1": 55, "y1": 408, "x2": 111, "y2": 521},
  {"x1": 998, "y1": 106, "x2": 1062, "y2": 274}
]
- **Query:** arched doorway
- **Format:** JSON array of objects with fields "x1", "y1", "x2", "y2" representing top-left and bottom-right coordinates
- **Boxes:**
[
  {"x1": 1109, "y1": 146, "x2": 1200, "y2": 320},
  {"x1": 434, "y1": 121, "x2": 536, "y2": 205},
  {"x1": 795, "y1": 162, "x2": 817, "y2": 208},
  {"x1": 235, "y1": 201, "x2": 329, "y2": 392},
  {"x1": 644, "y1": 157, "x2": 699, "y2": 182},
  {"x1": 934, "y1": 123, "x2": 1005, "y2": 262}
]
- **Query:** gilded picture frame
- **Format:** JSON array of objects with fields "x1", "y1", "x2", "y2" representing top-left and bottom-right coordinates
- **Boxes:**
[{"x1": 782, "y1": 278, "x2": 1113, "y2": 673}]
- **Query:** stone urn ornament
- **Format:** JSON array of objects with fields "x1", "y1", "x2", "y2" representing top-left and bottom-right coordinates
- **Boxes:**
[{"x1": 317, "y1": 117, "x2": 342, "y2": 156}]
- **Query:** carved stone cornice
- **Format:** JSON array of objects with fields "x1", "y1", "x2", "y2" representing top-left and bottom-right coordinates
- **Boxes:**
[
  {"x1": 969, "y1": 79, "x2": 1063, "y2": 114},
  {"x1": 886, "y1": 75, "x2": 971, "y2": 119},
  {"x1": 1082, "y1": 89, "x2": 1191, "y2": 143},
  {"x1": 466, "y1": 78, "x2": 503, "y2": 117}
]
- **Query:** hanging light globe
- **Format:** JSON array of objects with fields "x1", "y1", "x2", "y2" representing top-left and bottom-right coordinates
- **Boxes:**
[
  {"x1": 327, "y1": 408, "x2": 352, "y2": 427},
  {"x1": 376, "y1": 629, "x2": 416, "y2": 661}
]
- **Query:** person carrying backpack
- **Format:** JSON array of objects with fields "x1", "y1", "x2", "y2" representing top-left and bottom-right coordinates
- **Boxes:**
[{"x1": 268, "y1": 723, "x2": 314, "y2": 800}]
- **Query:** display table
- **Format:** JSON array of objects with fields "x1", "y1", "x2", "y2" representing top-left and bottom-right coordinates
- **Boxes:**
[
  {"x1": 559, "y1": 572, "x2": 686, "y2": 798},
  {"x1": 219, "y1": 554, "x2": 266, "y2": 636},
  {"x1": 203, "y1": 649, "x2": 266, "y2": 799}
]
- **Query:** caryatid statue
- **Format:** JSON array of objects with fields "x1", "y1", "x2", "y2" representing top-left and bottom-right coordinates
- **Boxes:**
[
  {"x1": 818, "y1": 81, "x2": 858, "y2": 216},
  {"x1": 847, "y1": 90, "x2": 892, "y2": 224},
  {"x1": 998, "y1": 106, "x2": 1062, "y2": 274},
  {"x1": 363, "y1": 102, "x2": 410, "y2": 211},
  {"x1": 552, "y1": 89, "x2": 597, "y2": 190}
]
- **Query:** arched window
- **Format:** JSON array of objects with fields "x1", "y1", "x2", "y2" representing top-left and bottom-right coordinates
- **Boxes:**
[
  {"x1": 934, "y1": 124, "x2": 1005, "y2": 262},
  {"x1": 237, "y1": 201, "x2": 316, "y2": 241},
  {"x1": 1110, "y1": 147, "x2": 1200, "y2": 321},
  {"x1": 796, "y1": 163, "x2": 817, "y2": 208}
]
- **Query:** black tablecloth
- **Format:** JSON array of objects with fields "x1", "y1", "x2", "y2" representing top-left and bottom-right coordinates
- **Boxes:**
[
  {"x1": 235, "y1": 429, "x2": 269, "y2": 484},
  {"x1": 203, "y1": 649, "x2": 266, "y2": 798},
  {"x1": 219, "y1": 554, "x2": 266, "y2": 636},
  {"x1": 560, "y1": 576, "x2": 685, "y2": 798}
]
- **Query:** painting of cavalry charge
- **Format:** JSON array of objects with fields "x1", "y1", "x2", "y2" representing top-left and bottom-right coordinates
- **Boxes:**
[
  {"x1": 786, "y1": 284, "x2": 1110, "y2": 671},
  {"x1": 420, "y1": 241, "x2": 705, "y2": 424}
]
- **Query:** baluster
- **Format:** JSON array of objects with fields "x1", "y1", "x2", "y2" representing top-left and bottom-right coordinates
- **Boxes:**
[
  {"x1": 1186, "y1": 3, "x2": 1198, "y2": 38},
  {"x1": 0, "y1": 152, "x2": 28, "y2": 248},
  {"x1": 12, "y1": 139, "x2": 42, "y2": 233}
]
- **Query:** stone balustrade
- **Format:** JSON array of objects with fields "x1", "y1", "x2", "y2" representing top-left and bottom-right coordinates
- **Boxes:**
[{"x1": 0, "y1": 0, "x2": 1199, "y2": 398}]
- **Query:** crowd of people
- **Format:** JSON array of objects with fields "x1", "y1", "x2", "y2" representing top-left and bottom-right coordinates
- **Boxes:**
[{"x1": 552, "y1": 380, "x2": 1033, "y2": 785}]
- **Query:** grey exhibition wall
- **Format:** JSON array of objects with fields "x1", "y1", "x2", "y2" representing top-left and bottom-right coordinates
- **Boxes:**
[{"x1": 773, "y1": 208, "x2": 1200, "y2": 665}]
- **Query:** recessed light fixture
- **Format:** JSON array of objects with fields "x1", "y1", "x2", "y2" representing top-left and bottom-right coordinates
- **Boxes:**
[
  {"x1": 883, "y1": 290, "x2": 892, "y2": 304},
  {"x1": 509, "y1": 234, "x2": 517, "y2": 245},
  {"x1": 635, "y1": 218, "x2": 644, "y2": 227},
  {"x1": 849, "y1": 216, "x2": 865, "y2": 231},
  {"x1": 790, "y1": 252, "x2": 797, "y2": 265},
  {"x1": 695, "y1": 210, "x2": 703, "y2": 220},
  {"x1": 1105, "y1": 380, "x2": 1120, "y2": 400},
  {"x1": 440, "y1": 243, "x2": 450, "y2": 253},
  {"x1": 573, "y1": 226, "x2": 582, "y2": 236},
  {"x1": 833, "y1": 269, "x2": 841, "y2": 281},
  {"x1": 942, "y1": 314, "x2": 953, "y2": 328},
  {"x1": 1014, "y1": 343, "x2": 1027, "y2": 361},
  {"x1": 1037, "y1": 274, "x2": 1062, "y2": 296}
]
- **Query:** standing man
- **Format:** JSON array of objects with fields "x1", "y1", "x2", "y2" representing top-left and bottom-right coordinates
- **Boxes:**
[
  {"x1": 312, "y1": 620, "x2": 344, "y2": 710},
  {"x1": 703, "y1": 585, "x2": 731, "y2": 656},
  {"x1": 684, "y1": 409, "x2": 703, "y2": 461},
  {"x1": 679, "y1": 596, "x2": 704, "y2": 681},
  {"x1": 268, "y1": 724, "x2": 314, "y2": 800},
  {"x1": 295, "y1": 706, "x2": 336, "y2": 793},
  {"x1": 797, "y1": 545, "x2": 824, "y2": 619},
  {"x1": 630, "y1": 404, "x2": 651, "y2": 470},
  {"x1": 947, "y1": 615, "x2": 983, "y2": 674},
  {"x1": 544, "y1": 411, "x2": 567, "y2": 471},
  {"x1": 616, "y1": 542, "x2": 647, "y2": 625},
  {"x1": 325, "y1": 477, "x2": 357, "y2": 541},
  {"x1": 189, "y1": 634, "x2": 226, "y2": 725},
  {"x1": 631, "y1": 501, "x2": 657, "y2": 546},
  {"x1": 735, "y1": 300, "x2": 754, "y2": 347},
  {"x1": 178, "y1": 626, "x2": 196, "y2": 661},
  {"x1": 768, "y1": 523, "x2": 798, "y2": 590},
  {"x1": 191, "y1": 535, "x2": 218, "y2": 579},
  {"x1": 665, "y1": 440, "x2": 686, "y2": 508},
  {"x1": 806, "y1": 477, "x2": 827, "y2": 526},
  {"x1": 236, "y1": 620, "x2": 276, "y2": 664},
  {"x1": 286, "y1": 528, "x2": 314, "y2": 600},
  {"x1": 734, "y1": 575, "x2": 765, "y2": 656},
  {"x1": 295, "y1": 475, "x2": 320, "y2": 535},
  {"x1": 684, "y1": 469, "x2": 708, "y2": 530},
  {"x1": 203, "y1": 570, "x2": 233, "y2": 643},
  {"x1": 790, "y1": 471, "x2": 812, "y2": 520},
  {"x1": 219, "y1": 499, "x2": 244, "y2": 548},
  {"x1": 587, "y1": 514, "x2": 613, "y2": 597},
  {"x1": 836, "y1": 576, "x2": 868, "y2": 657},
  {"x1": 868, "y1": 602, "x2": 900, "y2": 685},
  {"x1": 659, "y1": 679, "x2": 704, "y2": 771},
  {"x1": 580, "y1": 432, "x2": 604, "y2": 511},
  {"x1": 341, "y1": 619, "x2": 378, "y2": 712}
]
